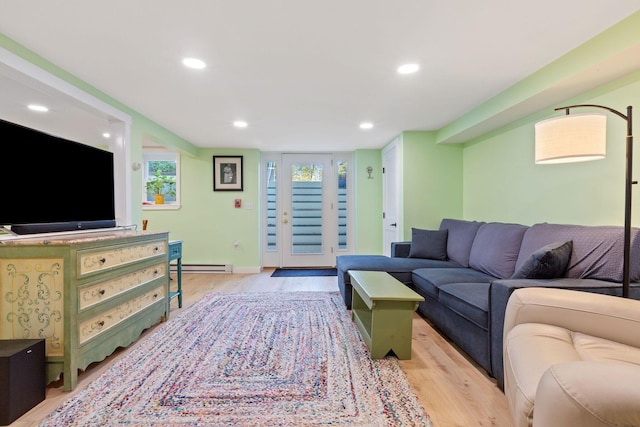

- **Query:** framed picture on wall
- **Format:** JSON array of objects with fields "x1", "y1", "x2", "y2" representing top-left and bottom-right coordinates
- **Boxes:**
[{"x1": 213, "y1": 156, "x2": 243, "y2": 191}]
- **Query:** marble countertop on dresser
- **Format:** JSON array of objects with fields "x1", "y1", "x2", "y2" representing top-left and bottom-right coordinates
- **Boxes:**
[{"x1": 0, "y1": 229, "x2": 168, "y2": 246}]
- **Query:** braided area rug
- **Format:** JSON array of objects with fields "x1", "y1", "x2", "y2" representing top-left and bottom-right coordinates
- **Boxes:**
[{"x1": 39, "y1": 292, "x2": 432, "y2": 426}]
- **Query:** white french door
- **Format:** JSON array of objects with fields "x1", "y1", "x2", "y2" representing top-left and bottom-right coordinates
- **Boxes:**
[{"x1": 280, "y1": 154, "x2": 336, "y2": 267}]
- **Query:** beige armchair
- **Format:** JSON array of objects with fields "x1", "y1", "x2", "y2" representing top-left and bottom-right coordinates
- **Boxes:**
[{"x1": 503, "y1": 287, "x2": 640, "y2": 427}]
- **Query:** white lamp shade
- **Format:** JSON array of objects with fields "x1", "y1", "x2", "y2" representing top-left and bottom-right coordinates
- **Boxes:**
[{"x1": 535, "y1": 114, "x2": 607, "y2": 164}]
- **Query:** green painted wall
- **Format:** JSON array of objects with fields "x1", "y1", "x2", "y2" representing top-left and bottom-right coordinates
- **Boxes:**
[
  {"x1": 143, "y1": 148, "x2": 261, "y2": 270},
  {"x1": 401, "y1": 131, "x2": 463, "y2": 239},
  {"x1": 462, "y1": 72, "x2": 640, "y2": 227},
  {"x1": 354, "y1": 149, "x2": 383, "y2": 253}
]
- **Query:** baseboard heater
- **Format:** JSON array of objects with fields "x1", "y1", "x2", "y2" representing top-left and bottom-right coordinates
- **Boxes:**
[{"x1": 171, "y1": 264, "x2": 232, "y2": 273}]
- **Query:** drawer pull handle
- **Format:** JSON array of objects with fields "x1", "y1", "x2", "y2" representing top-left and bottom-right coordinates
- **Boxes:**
[
  {"x1": 153, "y1": 293, "x2": 159, "y2": 298},
  {"x1": 154, "y1": 246, "x2": 160, "y2": 252},
  {"x1": 97, "y1": 320, "x2": 105, "y2": 327},
  {"x1": 99, "y1": 257, "x2": 106, "y2": 265},
  {"x1": 99, "y1": 289, "x2": 106, "y2": 296},
  {"x1": 154, "y1": 269, "x2": 159, "y2": 275}
]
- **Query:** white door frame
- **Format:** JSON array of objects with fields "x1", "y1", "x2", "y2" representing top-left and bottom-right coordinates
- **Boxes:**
[
  {"x1": 382, "y1": 138, "x2": 401, "y2": 255},
  {"x1": 261, "y1": 152, "x2": 353, "y2": 268}
]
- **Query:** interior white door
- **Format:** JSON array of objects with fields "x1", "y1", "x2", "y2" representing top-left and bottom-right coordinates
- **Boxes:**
[
  {"x1": 281, "y1": 154, "x2": 336, "y2": 267},
  {"x1": 382, "y1": 140, "x2": 401, "y2": 256}
]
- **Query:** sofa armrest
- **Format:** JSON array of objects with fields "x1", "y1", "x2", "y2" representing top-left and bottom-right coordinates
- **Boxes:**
[
  {"x1": 533, "y1": 361, "x2": 640, "y2": 427},
  {"x1": 391, "y1": 241, "x2": 411, "y2": 258},
  {"x1": 488, "y1": 278, "x2": 631, "y2": 388},
  {"x1": 504, "y1": 287, "x2": 640, "y2": 349}
]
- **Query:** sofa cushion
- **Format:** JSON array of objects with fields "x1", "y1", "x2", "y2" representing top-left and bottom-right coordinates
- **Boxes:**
[
  {"x1": 409, "y1": 228, "x2": 448, "y2": 260},
  {"x1": 516, "y1": 223, "x2": 640, "y2": 282},
  {"x1": 511, "y1": 240, "x2": 573, "y2": 279},
  {"x1": 336, "y1": 254, "x2": 460, "y2": 285},
  {"x1": 468, "y1": 222, "x2": 528, "y2": 279},
  {"x1": 438, "y1": 283, "x2": 490, "y2": 329},
  {"x1": 412, "y1": 267, "x2": 496, "y2": 299},
  {"x1": 391, "y1": 241, "x2": 411, "y2": 258},
  {"x1": 439, "y1": 218, "x2": 484, "y2": 267}
]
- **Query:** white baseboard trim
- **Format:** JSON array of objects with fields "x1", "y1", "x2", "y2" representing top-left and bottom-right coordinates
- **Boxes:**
[
  {"x1": 231, "y1": 266, "x2": 262, "y2": 274},
  {"x1": 168, "y1": 265, "x2": 262, "y2": 274},
  {"x1": 173, "y1": 264, "x2": 232, "y2": 273}
]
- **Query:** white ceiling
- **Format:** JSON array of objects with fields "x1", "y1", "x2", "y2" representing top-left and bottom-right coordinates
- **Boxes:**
[{"x1": 1, "y1": 0, "x2": 640, "y2": 151}]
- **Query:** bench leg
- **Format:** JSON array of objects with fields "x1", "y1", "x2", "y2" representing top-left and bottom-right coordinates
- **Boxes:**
[{"x1": 370, "y1": 301, "x2": 415, "y2": 360}]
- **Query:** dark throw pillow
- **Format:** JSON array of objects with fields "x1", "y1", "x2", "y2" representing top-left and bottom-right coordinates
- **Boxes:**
[
  {"x1": 409, "y1": 228, "x2": 448, "y2": 260},
  {"x1": 510, "y1": 240, "x2": 573, "y2": 279}
]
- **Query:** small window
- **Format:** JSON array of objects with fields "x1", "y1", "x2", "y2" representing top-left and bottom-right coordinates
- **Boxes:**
[{"x1": 142, "y1": 150, "x2": 180, "y2": 210}]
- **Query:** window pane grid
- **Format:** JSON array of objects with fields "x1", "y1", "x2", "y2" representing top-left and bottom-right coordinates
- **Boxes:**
[
  {"x1": 291, "y1": 163, "x2": 323, "y2": 254},
  {"x1": 337, "y1": 161, "x2": 348, "y2": 250},
  {"x1": 266, "y1": 161, "x2": 278, "y2": 251}
]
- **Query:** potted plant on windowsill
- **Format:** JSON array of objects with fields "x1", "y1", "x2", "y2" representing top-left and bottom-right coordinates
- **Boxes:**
[{"x1": 146, "y1": 169, "x2": 176, "y2": 205}]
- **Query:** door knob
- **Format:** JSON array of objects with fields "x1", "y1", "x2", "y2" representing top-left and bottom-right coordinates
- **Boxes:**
[
  {"x1": 283, "y1": 219, "x2": 289, "y2": 224},
  {"x1": 390, "y1": 223, "x2": 397, "y2": 227}
]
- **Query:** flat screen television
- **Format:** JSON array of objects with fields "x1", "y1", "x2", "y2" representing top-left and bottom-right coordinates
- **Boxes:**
[{"x1": 0, "y1": 117, "x2": 116, "y2": 235}]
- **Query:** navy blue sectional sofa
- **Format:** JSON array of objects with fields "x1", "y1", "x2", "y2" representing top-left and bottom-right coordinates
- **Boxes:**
[{"x1": 336, "y1": 218, "x2": 640, "y2": 388}]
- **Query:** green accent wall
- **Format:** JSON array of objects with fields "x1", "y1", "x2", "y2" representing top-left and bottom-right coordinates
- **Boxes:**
[
  {"x1": 400, "y1": 131, "x2": 463, "y2": 239},
  {"x1": 143, "y1": 148, "x2": 261, "y2": 270},
  {"x1": 354, "y1": 150, "x2": 382, "y2": 253},
  {"x1": 462, "y1": 72, "x2": 640, "y2": 227}
]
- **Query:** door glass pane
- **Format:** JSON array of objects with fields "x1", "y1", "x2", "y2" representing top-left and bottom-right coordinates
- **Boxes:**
[
  {"x1": 291, "y1": 163, "x2": 323, "y2": 254},
  {"x1": 337, "y1": 161, "x2": 347, "y2": 250},
  {"x1": 266, "y1": 161, "x2": 277, "y2": 251}
]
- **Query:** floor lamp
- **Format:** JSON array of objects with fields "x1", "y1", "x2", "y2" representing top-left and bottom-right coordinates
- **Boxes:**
[{"x1": 534, "y1": 104, "x2": 634, "y2": 298}]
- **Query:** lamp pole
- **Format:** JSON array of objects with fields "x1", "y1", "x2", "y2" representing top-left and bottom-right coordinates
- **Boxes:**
[{"x1": 554, "y1": 104, "x2": 634, "y2": 297}]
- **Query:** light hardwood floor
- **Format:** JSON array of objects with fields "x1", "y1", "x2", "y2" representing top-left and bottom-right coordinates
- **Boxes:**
[{"x1": 10, "y1": 270, "x2": 513, "y2": 427}]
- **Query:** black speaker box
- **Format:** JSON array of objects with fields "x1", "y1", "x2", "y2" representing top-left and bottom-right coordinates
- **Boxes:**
[{"x1": 0, "y1": 339, "x2": 46, "y2": 425}]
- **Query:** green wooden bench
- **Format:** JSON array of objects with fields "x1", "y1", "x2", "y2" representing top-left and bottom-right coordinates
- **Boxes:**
[{"x1": 348, "y1": 270, "x2": 424, "y2": 359}]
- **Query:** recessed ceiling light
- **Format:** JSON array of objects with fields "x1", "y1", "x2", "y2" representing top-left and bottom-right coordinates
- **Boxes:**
[
  {"x1": 182, "y1": 57, "x2": 206, "y2": 69},
  {"x1": 233, "y1": 121, "x2": 248, "y2": 128},
  {"x1": 27, "y1": 104, "x2": 48, "y2": 112},
  {"x1": 397, "y1": 63, "x2": 420, "y2": 74},
  {"x1": 360, "y1": 122, "x2": 374, "y2": 129}
]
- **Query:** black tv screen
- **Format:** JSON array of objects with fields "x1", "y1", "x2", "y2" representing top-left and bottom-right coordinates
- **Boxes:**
[{"x1": 0, "y1": 118, "x2": 116, "y2": 235}]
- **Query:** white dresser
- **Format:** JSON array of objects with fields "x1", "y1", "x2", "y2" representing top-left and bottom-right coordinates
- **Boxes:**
[{"x1": 0, "y1": 230, "x2": 169, "y2": 391}]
